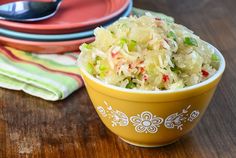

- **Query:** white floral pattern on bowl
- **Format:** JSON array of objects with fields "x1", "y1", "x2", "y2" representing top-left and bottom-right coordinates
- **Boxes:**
[
  {"x1": 130, "y1": 111, "x2": 163, "y2": 133},
  {"x1": 97, "y1": 101, "x2": 129, "y2": 127},
  {"x1": 164, "y1": 105, "x2": 200, "y2": 130},
  {"x1": 96, "y1": 101, "x2": 200, "y2": 133},
  {"x1": 188, "y1": 110, "x2": 200, "y2": 122}
]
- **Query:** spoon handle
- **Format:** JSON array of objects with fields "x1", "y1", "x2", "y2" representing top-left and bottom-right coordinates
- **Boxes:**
[{"x1": 53, "y1": 0, "x2": 62, "y2": 2}]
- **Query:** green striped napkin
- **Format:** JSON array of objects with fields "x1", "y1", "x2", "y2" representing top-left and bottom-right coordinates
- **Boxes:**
[{"x1": 0, "y1": 46, "x2": 83, "y2": 101}]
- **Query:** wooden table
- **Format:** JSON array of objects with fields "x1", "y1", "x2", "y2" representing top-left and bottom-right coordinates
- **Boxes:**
[{"x1": 0, "y1": 0, "x2": 236, "y2": 157}]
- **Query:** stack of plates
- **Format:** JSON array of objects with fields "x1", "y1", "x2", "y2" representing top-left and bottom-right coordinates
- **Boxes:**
[{"x1": 0, "y1": 0, "x2": 132, "y2": 53}]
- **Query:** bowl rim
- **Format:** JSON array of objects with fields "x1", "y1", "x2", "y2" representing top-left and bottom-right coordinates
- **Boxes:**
[{"x1": 78, "y1": 43, "x2": 225, "y2": 94}]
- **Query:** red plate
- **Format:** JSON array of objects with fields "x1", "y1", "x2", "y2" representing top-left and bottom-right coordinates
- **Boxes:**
[
  {"x1": 0, "y1": 36, "x2": 94, "y2": 54},
  {"x1": 0, "y1": 0, "x2": 129, "y2": 34}
]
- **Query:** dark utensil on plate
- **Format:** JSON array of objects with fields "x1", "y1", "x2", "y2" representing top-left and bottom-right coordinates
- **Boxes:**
[{"x1": 0, "y1": 0, "x2": 62, "y2": 22}]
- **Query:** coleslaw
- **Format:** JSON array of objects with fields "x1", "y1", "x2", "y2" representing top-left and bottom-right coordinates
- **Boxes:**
[{"x1": 79, "y1": 15, "x2": 220, "y2": 90}]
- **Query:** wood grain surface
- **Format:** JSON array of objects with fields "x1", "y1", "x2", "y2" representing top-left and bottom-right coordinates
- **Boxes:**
[{"x1": 0, "y1": 0, "x2": 236, "y2": 157}]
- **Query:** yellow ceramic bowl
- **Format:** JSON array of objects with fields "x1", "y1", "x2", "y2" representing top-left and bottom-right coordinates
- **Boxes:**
[{"x1": 78, "y1": 44, "x2": 225, "y2": 147}]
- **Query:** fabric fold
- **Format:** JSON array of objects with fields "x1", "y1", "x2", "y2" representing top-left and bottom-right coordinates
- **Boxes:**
[{"x1": 0, "y1": 46, "x2": 83, "y2": 101}]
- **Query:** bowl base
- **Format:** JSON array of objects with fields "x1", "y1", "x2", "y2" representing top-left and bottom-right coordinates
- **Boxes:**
[{"x1": 119, "y1": 137, "x2": 179, "y2": 148}]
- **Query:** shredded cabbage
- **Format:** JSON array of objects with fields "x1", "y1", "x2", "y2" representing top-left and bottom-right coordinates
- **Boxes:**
[{"x1": 79, "y1": 15, "x2": 219, "y2": 90}]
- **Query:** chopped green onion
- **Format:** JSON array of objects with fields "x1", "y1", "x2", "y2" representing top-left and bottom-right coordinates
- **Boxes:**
[
  {"x1": 210, "y1": 53, "x2": 220, "y2": 69},
  {"x1": 211, "y1": 54, "x2": 219, "y2": 62},
  {"x1": 167, "y1": 31, "x2": 177, "y2": 41},
  {"x1": 120, "y1": 38, "x2": 128, "y2": 47},
  {"x1": 184, "y1": 37, "x2": 198, "y2": 46},
  {"x1": 147, "y1": 45, "x2": 153, "y2": 50},
  {"x1": 126, "y1": 80, "x2": 136, "y2": 89},
  {"x1": 95, "y1": 56, "x2": 102, "y2": 61},
  {"x1": 128, "y1": 40, "x2": 137, "y2": 51},
  {"x1": 99, "y1": 64, "x2": 107, "y2": 71},
  {"x1": 171, "y1": 65, "x2": 181, "y2": 74},
  {"x1": 120, "y1": 39, "x2": 137, "y2": 51},
  {"x1": 86, "y1": 63, "x2": 95, "y2": 74},
  {"x1": 99, "y1": 72, "x2": 105, "y2": 79},
  {"x1": 82, "y1": 43, "x2": 92, "y2": 49},
  {"x1": 110, "y1": 31, "x2": 115, "y2": 34}
]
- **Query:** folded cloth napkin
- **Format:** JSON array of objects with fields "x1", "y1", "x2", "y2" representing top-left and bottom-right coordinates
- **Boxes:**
[
  {"x1": 0, "y1": 8, "x2": 173, "y2": 101},
  {"x1": 0, "y1": 46, "x2": 83, "y2": 101}
]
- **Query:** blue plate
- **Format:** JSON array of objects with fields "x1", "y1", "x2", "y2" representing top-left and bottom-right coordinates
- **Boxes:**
[{"x1": 0, "y1": 0, "x2": 132, "y2": 41}]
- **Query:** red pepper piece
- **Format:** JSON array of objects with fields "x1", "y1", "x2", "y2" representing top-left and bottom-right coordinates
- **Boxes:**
[
  {"x1": 111, "y1": 51, "x2": 119, "y2": 58},
  {"x1": 162, "y1": 74, "x2": 169, "y2": 82},
  {"x1": 143, "y1": 74, "x2": 148, "y2": 81},
  {"x1": 140, "y1": 67, "x2": 145, "y2": 74},
  {"x1": 201, "y1": 70, "x2": 209, "y2": 77}
]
